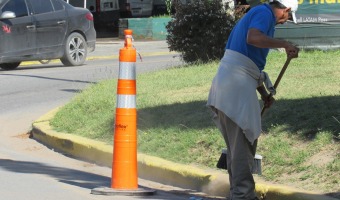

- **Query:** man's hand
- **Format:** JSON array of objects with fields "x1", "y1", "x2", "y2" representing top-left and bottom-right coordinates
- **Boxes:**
[
  {"x1": 262, "y1": 94, "x2": 275, "y2": 108},
  {"x1": 257, "y1": 85, "x2": 275, "y2": 108},
  {"x1": 284, "y1": 42, "x2": 299, "y2": 58}
]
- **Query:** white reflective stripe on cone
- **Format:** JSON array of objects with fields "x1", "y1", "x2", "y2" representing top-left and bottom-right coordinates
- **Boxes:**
[
  {"x1": 116, "y1": 94, "x2": 136, "y2": 108},
  {"x1": 119, "y1": 62, "x2": 136, "y2": 80}
]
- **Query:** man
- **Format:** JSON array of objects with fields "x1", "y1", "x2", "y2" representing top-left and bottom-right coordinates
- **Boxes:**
[{"x1": 207, "y1": 0, "x2": 299, "y2": 199}]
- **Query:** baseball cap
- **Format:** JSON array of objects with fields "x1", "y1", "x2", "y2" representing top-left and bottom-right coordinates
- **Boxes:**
[{"x1": 273, "y1": 0, "x2": 298, "y2": 23}]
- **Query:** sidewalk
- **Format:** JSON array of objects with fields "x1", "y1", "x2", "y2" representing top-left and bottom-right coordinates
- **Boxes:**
[{"x1": 31, "y1": 108, "x2": 338, "y2": 200}]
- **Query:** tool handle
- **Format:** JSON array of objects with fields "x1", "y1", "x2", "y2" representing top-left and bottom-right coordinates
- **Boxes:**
[
  {"x1": 273, "y1": 57, "x2": 292, "y2": 89},
  {"x1": 261, "y1": 57, "x2": 292, "y2": 117}
]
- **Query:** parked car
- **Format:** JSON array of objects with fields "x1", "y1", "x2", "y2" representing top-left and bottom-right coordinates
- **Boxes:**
[{"x1": 0, "y1": 0, "x2": 96, "y2": 70}]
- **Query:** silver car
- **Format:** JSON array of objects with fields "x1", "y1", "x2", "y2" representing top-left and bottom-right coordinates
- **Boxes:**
[{"x1": 0, "y1": 0, "x2": 96, "y2": 70}]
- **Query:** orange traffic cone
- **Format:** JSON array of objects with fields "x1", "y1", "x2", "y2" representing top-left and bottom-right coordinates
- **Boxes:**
[
  {"x1": 112, "y1": 29, "x2": 138, "y2": 189},
  {"x1": 91, "y1": 29, "x2": 154, "y2": 196}
]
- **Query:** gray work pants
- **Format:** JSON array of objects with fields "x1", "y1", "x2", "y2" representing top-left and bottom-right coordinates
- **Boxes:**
[{"x1": 213, "y1": 108, "x2": 258, "y2": 200}]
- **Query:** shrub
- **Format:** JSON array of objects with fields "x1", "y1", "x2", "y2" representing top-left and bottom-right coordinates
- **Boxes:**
[{"x1": 166, "y1": 0, "x2": 237, "y2": 64}]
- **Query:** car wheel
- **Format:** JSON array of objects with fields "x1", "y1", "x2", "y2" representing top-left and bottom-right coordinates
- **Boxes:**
[
  {"x1": 0, "y1": 62, "x2": 21, "y2": 70},
  {"x1": 61, "y1": 32, "x2": 87, "y2": 66}
]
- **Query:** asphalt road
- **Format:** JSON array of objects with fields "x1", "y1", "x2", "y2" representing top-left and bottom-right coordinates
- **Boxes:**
[{"x1": 0, "y1": 41, "x2": 223, "y2": 200}]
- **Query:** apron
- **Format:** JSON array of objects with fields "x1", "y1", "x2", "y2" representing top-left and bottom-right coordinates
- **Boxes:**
[{"x1": 207, "y1": 49, "x2": 275, "y2": 144}]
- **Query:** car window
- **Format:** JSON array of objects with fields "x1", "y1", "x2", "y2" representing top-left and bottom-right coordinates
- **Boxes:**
[
  {"x1": 29, "y1": 0, "x2": 53, "y2": 14},
  {"x1": 1, "y1": 0, "x2": 28, "y2": 17},
  {"x1": 51, "y1": 0, "x2": 64, "y2": 11}
]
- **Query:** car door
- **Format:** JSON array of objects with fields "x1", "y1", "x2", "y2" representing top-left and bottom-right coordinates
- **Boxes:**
[
  {"x1": 27, "y1": 0, "x2": 67, "y2": 56},
  {"x1": 0, "y1": 0, "x2": 36, "y2": 61}
]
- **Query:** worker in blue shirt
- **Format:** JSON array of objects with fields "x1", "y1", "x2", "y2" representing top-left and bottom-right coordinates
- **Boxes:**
[{"x1": 207, "y1": 0, "x2": 299, "y2": 199}]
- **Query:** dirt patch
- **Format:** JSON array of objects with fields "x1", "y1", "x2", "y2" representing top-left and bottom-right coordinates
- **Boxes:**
[
  {"x1": 305, "y1": 150, "x2": 337, "y2": 167},
  {"x1": 274, "y1": 147, "x2": 340, "y2": 199}
]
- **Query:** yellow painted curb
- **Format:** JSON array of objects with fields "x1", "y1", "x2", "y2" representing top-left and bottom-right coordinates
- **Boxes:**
[
  {"x1": 31, "y1": 108, "x2": 339, "y2": 200},
  {"x1": 21, "y1": 51, "x2": 178, "y2": 66},
  {"x1": 32, "y1": 111, "x2": 112, "y2": 167}
]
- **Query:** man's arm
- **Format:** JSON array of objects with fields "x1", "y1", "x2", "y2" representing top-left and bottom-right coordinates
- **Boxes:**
[{"x1": 247, "y1": 28, "x2": 299, "y2": 58}]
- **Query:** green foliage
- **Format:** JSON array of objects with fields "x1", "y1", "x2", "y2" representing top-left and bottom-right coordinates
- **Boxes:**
[
  {"x1": 166, "y1": 0, "x2": 236, "y2": 63},
  {"x1": 165, "y1": 0, "x2": 172, "y2": 15}
]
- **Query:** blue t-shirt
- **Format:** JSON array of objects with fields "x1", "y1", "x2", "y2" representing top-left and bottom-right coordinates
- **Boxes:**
[{"x1": 226, "y1": 4, "x2": 276, "y2": 71}]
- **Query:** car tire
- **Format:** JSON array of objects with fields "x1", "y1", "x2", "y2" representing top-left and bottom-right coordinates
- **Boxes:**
[
  {"x1": 0, "y1": 62, "x2": 21, "y2": 70},
  {"x1": 61, "y1": 32, "x2": 87, "y2": 66}
]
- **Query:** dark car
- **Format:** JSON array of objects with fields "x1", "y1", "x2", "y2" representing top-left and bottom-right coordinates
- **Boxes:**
[{"x1": 0, "y1": 0, "x2": 96, "y2": 70}]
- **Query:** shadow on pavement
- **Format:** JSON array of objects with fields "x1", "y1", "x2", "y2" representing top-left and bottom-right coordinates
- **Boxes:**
[
  {"x1": 0, "y1": 73, "x2": 96, "y2": 84},
  {"x1": 0, "y1": 158, "x2": 224, "y2": 200},
  {"x1": 0, "y1": 158, "x2": 109, "y2": 189}
]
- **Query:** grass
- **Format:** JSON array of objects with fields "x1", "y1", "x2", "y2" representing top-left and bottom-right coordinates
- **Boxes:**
[
  {"x1": 151, "y1": 14, "x2": 171, "y2": 18},
  {"x1": 50, "y1": 50, "x2": 340, "y2": 198}
]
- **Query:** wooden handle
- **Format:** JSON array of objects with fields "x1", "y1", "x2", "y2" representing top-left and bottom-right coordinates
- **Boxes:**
[{"x1": 261, "y1": 57, "x2": 292, "y2": 117}]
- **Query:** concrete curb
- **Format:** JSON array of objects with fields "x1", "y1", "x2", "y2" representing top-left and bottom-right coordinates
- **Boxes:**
[{"x1": 31, "y1": 108, "x2": 338, "y2": 200}]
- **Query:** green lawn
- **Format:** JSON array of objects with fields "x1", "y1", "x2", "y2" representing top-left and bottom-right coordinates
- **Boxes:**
[{"x1": 50, "y1": 50, "x2": 340, "y2": 197}]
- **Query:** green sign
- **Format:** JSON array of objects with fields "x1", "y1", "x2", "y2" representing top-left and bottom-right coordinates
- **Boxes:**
[
  {"x1": 247, "y1": 0, "x2": 340, "y2": 23},
  {"x1": 296, "y1": 0, "x2": 340, "y2": 23}
]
